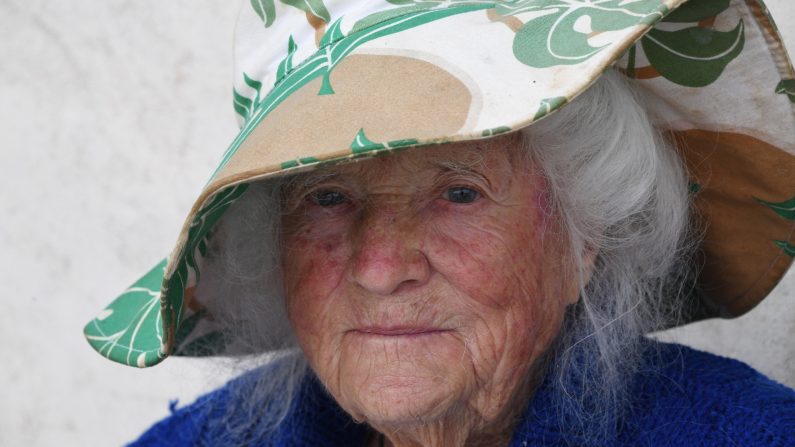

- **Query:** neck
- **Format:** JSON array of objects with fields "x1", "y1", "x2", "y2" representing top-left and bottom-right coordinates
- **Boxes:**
[
  {"x1": 368, "y1": 368, "x2": 542, "y2": 447},
  {"x1": 368, "y1": 410, "x2": 518, "y2": 447},
  {"x1": 369, "y1": 426, "x2": 511, "y2": 447}
]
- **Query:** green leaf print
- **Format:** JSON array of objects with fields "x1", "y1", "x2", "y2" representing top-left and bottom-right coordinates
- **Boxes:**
[
  {"x1": 533, "y1": 96, "x2": 567, "y2": 120},
  {"x1": 372, "y1": 1, "x2": 671, "y2": 71},
  {"x1": 172, "y1": 308, "x2": 208, "y2": 352},
  {"x1": 386, "y1": 0, "x2": 488, "y2": 5},
  {"x1": 755, "y1": 195, "x2": 795, "y2": 221},
  {"x1": 621, "y1": 0, "x2": 742, "y2": 88},
  {"x1": 352, "y1": 5, "x2": 436, "y2": 33},
  {"x1": 774, "y1": 240, "x2": 795, "y2": 257},
  {"x1": 184, "y1": 185, "x2": 250, "y2": 284},
  {"x1": 84, "y1": 259, "x2": 167, "y2": 367},
  {"x1": 662, "y1": 0, "x2": 730, "y2": 22},
  {"x1": 350, "y1": 128, "x2": 386, "y2": 154},
  {"x1": 319, "y1": 16, "x2": 345, "y2": 47},
  {"x1": 776, "y1": 79, "x2": 795, "y2": 103},
  {"x1": 507, "y1": 0, "x2": 667, "y2": 68},
  {"x1": 251, "y1": 0, "x2": 277, "y2": 27},
  {"x1": 282, "y1": 0, "x2": 331, "y2": 23},
  {"x1": 280, "y1": 156, "x2": 320, "y2": 170},
  {"x1": 358, "y1": 1, "x2": 525, "y2": 33},
  {"x1": 251, "y1": 0, "x2": 331, "y2": 28},
  {"x1": 481, "y1": 126, "x2": 512, "y2": 137},
  {"x1": 276, "y1": 36, "x2": 298, "y2": 83},
  {"x1": 243, "y1": 73, "x2": 263, "y2": 101},
  {"x1": 172, "y1": 308, "x2": 230, "y2": 357},
  {"x1": 233, "y1": 89, "x2": 253, "y2": 122},
  {"x1": 754, "y1": 196, "x2": 795, "y2": 258},
  {"x1": 641, "y1": 19, "x2": 744, "y2": 88},
  {"x1": 234, "y1": 73, "x2": 263, "y2": 124}
]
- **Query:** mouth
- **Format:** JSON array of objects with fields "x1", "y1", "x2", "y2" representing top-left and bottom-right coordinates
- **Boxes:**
[{"x1": 352, "y1": 326, "x2": 451, "y2": 337}]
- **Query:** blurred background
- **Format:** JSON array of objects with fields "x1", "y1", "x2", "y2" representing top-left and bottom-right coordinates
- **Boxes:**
[{"x1": 1, "y1": 1, "x2": 793, "y2": 445}]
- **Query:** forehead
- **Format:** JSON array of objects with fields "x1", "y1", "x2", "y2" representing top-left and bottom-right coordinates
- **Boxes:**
[{"x1": 317, "y1": 132, "x2": 524, "y2": 182}]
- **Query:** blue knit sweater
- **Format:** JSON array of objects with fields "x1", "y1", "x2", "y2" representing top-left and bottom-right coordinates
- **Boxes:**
[{"x1": 131, "y1": 341, "x2": 795, "y2": 446}]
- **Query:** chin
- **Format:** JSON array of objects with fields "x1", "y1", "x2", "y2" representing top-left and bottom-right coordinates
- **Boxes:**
[
  {"x1": 335, "y1": 334, "x2": 470, "y2": 427},
  {"x1": 350, "y1": 372, "x2": 462, "y2": 427}
]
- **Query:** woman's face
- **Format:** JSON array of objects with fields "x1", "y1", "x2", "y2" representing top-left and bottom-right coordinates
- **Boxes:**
[{"x1": 281, "y1": 132, "x2": 580, "y2": 436}]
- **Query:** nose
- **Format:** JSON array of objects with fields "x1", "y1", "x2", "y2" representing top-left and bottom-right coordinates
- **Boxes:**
[{"x1": 349, "y1": 208, "x2": 431, "y2": 296}]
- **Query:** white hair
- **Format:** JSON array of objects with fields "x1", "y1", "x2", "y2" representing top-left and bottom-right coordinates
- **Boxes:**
[
  {"x1": 190, "y1": 69, "x2": 697, "y2": 444},
  {"x1": 524, "y1": 71, "x2": 696, "y2": 441}
]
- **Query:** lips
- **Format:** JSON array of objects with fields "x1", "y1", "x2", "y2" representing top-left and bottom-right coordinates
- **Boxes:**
[{"x1": 353, "y1": 326, "x2": 450, "y2": 336}]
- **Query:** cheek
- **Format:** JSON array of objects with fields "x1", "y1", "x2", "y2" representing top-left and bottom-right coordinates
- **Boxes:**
[
  {"x1": 422, "y1": 193, "x2": 563, "y2": 363},
  {"x1": 283, "y1": 225, "x2": 348, "y2": 291},
  {"x1": 282, "y1": 229, "x2": 350, "y2": 345},
  {"x1": 425, "y1": 213, "x2": 547, "y2": 308}
]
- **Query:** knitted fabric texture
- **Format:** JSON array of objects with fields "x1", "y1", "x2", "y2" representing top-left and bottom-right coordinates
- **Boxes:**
[{"x1": 130, "y1": 340, "x2": 795, "y2": 446}]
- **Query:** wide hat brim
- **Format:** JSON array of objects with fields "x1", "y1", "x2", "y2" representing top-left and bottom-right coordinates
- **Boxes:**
[{"x1": 85, "y1": 0, "x2": 795, "y2": 368}]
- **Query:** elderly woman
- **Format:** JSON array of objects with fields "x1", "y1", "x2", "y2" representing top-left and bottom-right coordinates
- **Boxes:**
[{"x1": 85, "y1": 1, "x2": 795, "y2": 445}]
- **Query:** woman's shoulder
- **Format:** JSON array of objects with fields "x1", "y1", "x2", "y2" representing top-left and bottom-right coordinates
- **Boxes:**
[
  {"x1": 623, "y1": 339, "x2": 795, "y2": 446},
  {"x1": 128, "y1": 363, "x2": 370, "y2": 446},
  {"x1": 128, "y1": 368, "x2": 256, "y2": 447}
]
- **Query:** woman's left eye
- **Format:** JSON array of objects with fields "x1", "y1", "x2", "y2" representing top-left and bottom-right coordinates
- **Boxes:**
[{"x1": 443, "y1": 186, "x2": 480, "y2": 204}]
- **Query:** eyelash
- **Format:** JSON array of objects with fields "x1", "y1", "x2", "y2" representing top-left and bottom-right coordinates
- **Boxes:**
[
  {"x1": 308, "y1": 189, "x2": 350, "y2": 207},
  {"x1": 299, "y1": 181, "x2": 485, "y2": 210}
]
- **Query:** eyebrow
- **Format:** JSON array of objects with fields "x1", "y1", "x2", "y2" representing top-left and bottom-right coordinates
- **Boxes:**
[
  {"x1": 431, "y1": 151, "x2": 487, "y2": 174},
  {"x1": 278, "y1": 169, "x2": 340, "y2": 209},
  {"x1": 280, "y1": 168, "x2": 340, "y2": 193},
  {"x1": 431, "y1": 157, "x2": 495, "y2": 190}
]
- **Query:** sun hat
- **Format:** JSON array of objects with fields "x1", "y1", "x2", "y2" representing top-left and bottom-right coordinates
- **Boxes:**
[{"x1": 84, "y1": 0, "x2": 795, "y2": 368}]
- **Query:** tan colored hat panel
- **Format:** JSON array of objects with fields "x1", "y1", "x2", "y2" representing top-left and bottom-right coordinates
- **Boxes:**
[
  {"x1": 676, "y1": 129, "x2": 795, "y2": 315},
  {"x1": 216, "y1": 54, "x2": 472, "y2": 183}
]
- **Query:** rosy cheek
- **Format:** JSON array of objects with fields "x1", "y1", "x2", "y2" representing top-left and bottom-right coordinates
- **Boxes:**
[
  {"x1": 284, "y1": 238, "x2": 350, "y2": 360},
  {"x1": 283, "y1": 227, "x2": 349, "y2": 304},
  {"x1": 424, "y1": 208, "x2": 550, "y2": 313},
  {"x1": 424, "y1": 230, "x2": 506, "y2": 307}
]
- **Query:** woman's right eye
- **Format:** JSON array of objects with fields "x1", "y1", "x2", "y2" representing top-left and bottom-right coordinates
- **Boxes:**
[{"x1": 308, "y1": 190, "x2": 349, "y2": 207}]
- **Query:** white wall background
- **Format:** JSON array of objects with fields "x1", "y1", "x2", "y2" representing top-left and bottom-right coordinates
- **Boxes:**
[{"x1": 1, "y1": 1, "x2": 793, "y2": 446}]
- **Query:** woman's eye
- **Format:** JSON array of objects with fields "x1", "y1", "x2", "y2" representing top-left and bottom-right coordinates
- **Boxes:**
[
  {"x1": 309, "y1": 190, "x2": 349, "y2": 207},
  {"x1": 443, "y1": 186, "x2": 480, "y2": 204}
]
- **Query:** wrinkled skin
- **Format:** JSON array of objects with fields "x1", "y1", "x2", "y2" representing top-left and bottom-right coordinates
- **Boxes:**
[{"x1": 281, "y1": 133, "x2": 583, "y2": 447}]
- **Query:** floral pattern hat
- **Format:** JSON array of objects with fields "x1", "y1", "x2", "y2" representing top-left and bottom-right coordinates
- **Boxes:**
[{"x1": 85, "y1": 0, "x2": 795, "y2": 368}]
